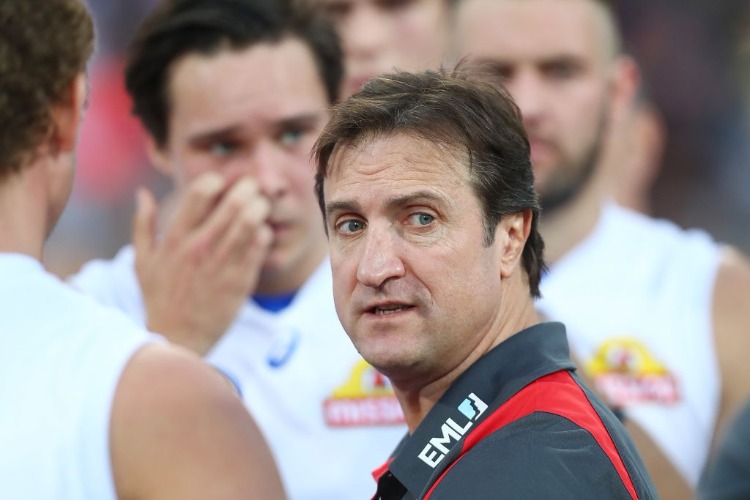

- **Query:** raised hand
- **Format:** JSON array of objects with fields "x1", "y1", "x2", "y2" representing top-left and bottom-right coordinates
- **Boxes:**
[{"x1": 133, "y1": 172, "x2": 272, "y2": 355}]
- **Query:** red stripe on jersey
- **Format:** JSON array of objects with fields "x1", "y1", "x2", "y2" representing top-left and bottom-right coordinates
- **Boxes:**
[
  {"x1": 372, "y1": 457, "x2": 393, "y2": 483},
  {"x1": 424, "y1": 370, "x2": 638, "y2": 499}
]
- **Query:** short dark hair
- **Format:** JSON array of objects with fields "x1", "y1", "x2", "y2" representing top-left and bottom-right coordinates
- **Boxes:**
[
  {"x1": 126, "y1": 0, "x2": 342, "y2": 148},
  {"x1": 0, "y1": 0, "x2": 93, "y2": 178},
  {"x1": 313, "y1": 64, "x2": 546, "y2": 297}
]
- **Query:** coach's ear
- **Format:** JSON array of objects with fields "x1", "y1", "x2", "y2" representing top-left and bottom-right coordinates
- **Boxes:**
[
  {"x1": 51, "y1": 73, "x2": 87, "y2": 154},
  {"x1": 497, "y1": 209, "x2": 532, "y2": 279}
]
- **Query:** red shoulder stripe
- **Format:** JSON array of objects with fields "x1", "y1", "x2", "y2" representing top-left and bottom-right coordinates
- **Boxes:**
[
  {"x1": 424, "y1": 370, "x2": 638, "y2": 499},
  {"x1": 372, "y1": 458, "x2": 393, "y2": 483}
]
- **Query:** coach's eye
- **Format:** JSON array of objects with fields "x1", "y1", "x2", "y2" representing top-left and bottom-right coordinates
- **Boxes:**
[
  {"x1": 337, "y1": 219, "x2": 365, "y2": 234},
  {"x1": 409, "y1": 213, "x2": 434, "y2": 226}
]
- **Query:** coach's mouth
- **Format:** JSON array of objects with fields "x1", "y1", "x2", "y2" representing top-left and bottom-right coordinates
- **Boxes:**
[{"x1": 363, "y1": 301, "x2": 415, "y2": 316}]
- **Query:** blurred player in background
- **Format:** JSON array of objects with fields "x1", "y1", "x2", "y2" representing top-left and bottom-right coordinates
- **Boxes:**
[
  {"x1": 452, "y1": 0, "x2": 750, "y2": 497},
  {"x1": 313, "y1": 0, "x2": 454, "y2": 98}
]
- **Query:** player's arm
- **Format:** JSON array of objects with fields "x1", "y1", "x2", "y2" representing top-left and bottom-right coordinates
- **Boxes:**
[
  {"x1": 133, "y1": 172, "x2": 272, "y2": 355},
  {"x1": 712, "y1": 247, "x2": 750, "y2": 438},
  {"x1": 110, "y1": 343, "x2": 286, "y2": 500}
]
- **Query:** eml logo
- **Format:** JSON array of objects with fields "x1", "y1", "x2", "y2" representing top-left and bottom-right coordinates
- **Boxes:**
[{"x1": 418, "y1": 393, "x2": 488, "y2": 468}]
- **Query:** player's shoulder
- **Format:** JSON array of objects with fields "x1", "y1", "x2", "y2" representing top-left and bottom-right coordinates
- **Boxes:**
[
  {"x1": 109, "y1": 342, "x2": 286, "y2": 499},
  {"x1": 69, "y1": 245, "x2": 136, "y2": 289},
  {"x1": 713, "y1": 246, "x2": 750, "y2": 326},
  {"x1": 709, "y1": 246, "x2": 750, "y2": 430},
  {"x1": 610, "y1": 204, "x2": 717, "y2": 252},
  {"x1": 67, "y1": 245, "x2": 142, "y2": 312},
  {"x1": 114, "y1": 342, "x2": 239, "y2": 419},
  {"x1": 716, "y1": 246, "x2": 750, "y2": 294}
]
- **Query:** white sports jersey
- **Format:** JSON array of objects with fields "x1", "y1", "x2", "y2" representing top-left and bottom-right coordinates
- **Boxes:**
[
  {"x1": 0, "y1": 253, "x2": 154, "y2": 499},
  {"x1": 71, "y1": 247, "x2": 407, "y2": 500},
  {"x1": 536, "y1": 202, "x2": 722, "y2": 487}
]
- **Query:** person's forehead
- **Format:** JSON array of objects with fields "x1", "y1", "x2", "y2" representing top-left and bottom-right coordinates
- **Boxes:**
[
  {"x1": 166, "y1": 38, "x2": 327, "y2": 135},
  {"x1": 324, "y1": 134, "x2": 478, "y2": 224},
  {"x1": 455, "y1": 0, "x2": 614, "y2": 63},
  {"x1": 168, "y1": 37, "x2": 321, "y2": 95},
  {"x1": 328, "y1": 132, "x2": 468, "y2": 187}
]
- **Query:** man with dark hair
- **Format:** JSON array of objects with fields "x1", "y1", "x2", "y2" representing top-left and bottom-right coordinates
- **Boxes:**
[
  {"x1": 313, "y1": 66, "x2": 656, "y2": 499},
  {"x1": 70, "y1": 0, "x2": 406, "y2": 497},
  {"x1": 0, "y1": 1, "x2": 284, "y2": 498},
  {"x1": 452, "y1": 0, "x2": 750, "y2": 497}
]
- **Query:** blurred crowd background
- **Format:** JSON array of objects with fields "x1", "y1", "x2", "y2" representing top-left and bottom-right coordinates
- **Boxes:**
[{"x1": 44, "y1": 0, "x2": 750, "y2": 276}]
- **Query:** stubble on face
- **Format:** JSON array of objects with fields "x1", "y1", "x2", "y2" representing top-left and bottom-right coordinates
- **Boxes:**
[
  {"x1": 536, "y1": 103, "x2": 609, "y2": 213},
  {"x1": 452, "y1": 0, "x2": 619, "y2": 215}
]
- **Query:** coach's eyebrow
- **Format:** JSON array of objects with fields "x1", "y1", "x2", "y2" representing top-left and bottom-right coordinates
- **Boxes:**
[
  {"x1": 381, "y1": 190, "x2": 450, "y2": 212},
  {"x1": 325, "y1": 199, "x2": 362, "y2": 220}
]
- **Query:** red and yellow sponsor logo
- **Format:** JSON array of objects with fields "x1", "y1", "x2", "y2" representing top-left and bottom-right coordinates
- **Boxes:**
[
  {"x1": 585, "y1": 338, "x2": 680, "y2": 406},
  {"x1": 324, "y1": 359, "x2": 405, "y2": 427}
]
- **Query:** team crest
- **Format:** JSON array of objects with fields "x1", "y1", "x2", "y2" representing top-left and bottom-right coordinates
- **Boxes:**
[
  {"x1": 585, "y1": 337, "x2": 680, "y2": 406},
  {"x1": 323, "y1": 359, "x2": 405, "y2": 427}
]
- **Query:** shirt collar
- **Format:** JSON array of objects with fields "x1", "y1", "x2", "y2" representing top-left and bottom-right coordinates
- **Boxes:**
[{"x1": 385, "y1": 322, "x2": 574, "y2": 497}]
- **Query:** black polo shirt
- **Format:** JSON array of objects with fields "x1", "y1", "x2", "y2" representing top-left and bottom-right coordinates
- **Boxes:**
[{"x1": 372, "y1": 322, "x2": 657, "y2": 499}]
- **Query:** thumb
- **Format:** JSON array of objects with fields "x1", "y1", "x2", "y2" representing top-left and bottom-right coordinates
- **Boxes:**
[{"x1": 133, "y1": 187, "x2": 158, "y2": 259}]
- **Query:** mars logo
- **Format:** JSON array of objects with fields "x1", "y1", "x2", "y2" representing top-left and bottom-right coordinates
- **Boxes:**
[
  {"x1": 418, "y1": 393, "x2": 488, "y2": 468},
  {"x1": 323, "y1": 359, "x2": 405, "y2": 427},
  {"x1": 586, "y1": 338, "x2": 680, "y2": 406}
]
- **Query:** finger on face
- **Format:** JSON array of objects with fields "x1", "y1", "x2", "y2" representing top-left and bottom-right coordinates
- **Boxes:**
[
  {"x1": 235, "y1": 216, "x2": 273, "y2": 288},
  {"x1": 194, "y1": 176, "x2": 272, "y2": 261},
  {"x1": 169, "y1": 171, "x2": 228, "y2": 238}
]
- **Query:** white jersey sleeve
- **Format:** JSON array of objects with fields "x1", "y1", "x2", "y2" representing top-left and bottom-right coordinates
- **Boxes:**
[
  {"x1": 68, "y1": 245, "x2": 147, "y2": 326},
  {"x1": 0, "y1": 253, "x2": 158, "y2": 499},
  {"x1": 537, "y1": 202, "x2": 722, "y2": 487}
]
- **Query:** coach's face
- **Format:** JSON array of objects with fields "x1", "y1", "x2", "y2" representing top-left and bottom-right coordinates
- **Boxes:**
[{"x1": 324, "y1": 132, "x2": 519, "y2": 389}]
